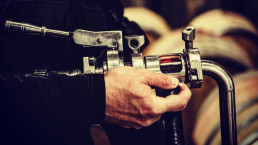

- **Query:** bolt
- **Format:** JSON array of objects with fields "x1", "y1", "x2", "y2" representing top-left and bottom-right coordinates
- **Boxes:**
[{"x1": 97, "y1": 38, "x2": 103, "y2": 44}]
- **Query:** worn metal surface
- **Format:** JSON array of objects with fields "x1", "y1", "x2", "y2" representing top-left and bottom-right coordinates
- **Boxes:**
[{"x1": 73, "y1": 29, "x2": 123, "y2": 52}]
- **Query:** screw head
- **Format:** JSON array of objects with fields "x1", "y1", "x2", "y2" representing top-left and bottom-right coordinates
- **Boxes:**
[{"x1": 97, "y1": 38, "x2": 103, "y2": 44}]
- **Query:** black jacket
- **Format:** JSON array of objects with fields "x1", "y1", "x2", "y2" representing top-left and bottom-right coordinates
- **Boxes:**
[
  {"x1": 0, "y1": 0, "x2": 153, "y2": 145},
  {"x1": 0, "y1": 0, "x2": 120, "y2": 145}
]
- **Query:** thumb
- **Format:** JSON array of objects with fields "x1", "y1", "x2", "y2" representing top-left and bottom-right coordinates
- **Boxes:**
[{"x1": 142, "y1": 71, "x2": 179, "y2": 90}]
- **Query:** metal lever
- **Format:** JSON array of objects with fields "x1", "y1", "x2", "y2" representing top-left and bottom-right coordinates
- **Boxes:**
[
  {"x1": 5, "y1": 20, "x2": 70, "y2": 38},
  {"x1": 182, "y1": 27, "x2": 203, "y2": 88},
  {"x1": 5, "y1": 20, "x2": 123, "y2": 51},
  {"x1": 182, "y1": 26, "x2": 195, "y2": 51}
]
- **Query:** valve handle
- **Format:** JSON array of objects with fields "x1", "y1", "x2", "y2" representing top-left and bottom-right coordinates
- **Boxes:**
[{"x1": 5, "y1": 20, "x2": 70, "y2": 38}]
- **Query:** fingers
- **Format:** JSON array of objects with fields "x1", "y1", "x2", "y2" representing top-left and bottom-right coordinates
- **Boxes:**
[
  {"x1": 142, "y1": 71, "x2": 179, "y2": 90},
  {"x1": 155, "y1": 84, "x2": 192, "y2": 113}
]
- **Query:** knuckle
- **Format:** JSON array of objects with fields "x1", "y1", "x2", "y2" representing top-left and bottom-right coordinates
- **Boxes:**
[
  {"x1": 123, "y1": 126, "x2": 131, "y2": 129},
  {"x1": 172, "y1": 98, "x2": 188, "y2": 111},
  {"x1": 131, "y1": 87, "x2": 143, "y2": 96},
  {"x1": 138, "y1": 106, "x2": 149, "y2": 117},
  {"x1": 132, "y1": 123, "x2": 142, "y2": 130},
  {"x1": 183, "y1": 89, "x2": 192, "y2": 104},
  {"x1": 184, "y1": 85, "x2": 192, "y2": 97},
  {"x1": 187, "y1": 88, "x2": 192, "y2": 97},
  {"x1": 178, "y1": 99, "x2": 187, "y2": 110},
  {"x1": 140, "y1": 100, "x2": 159, "y2": 117},
  {"x1": 175, "y1": 105, "x2": 184, "y2": 111},
  {"x1": 182, "y1": 99, "x2": 188, "y2": 109},
  {"x1": 138, "y1": 75, "x2": 146, "y2": 81},
  {"x1": 149, "y1": 106, "x2": 160, "y2": 116},
  {"x1": 139, "y1": 107, "x2": 151, "y2": 117},
  {"x1": 161, "y1": 75, "x2": 170, "y2": 87},
  {"x1": 183, "y1": 96, "x2": 188, "y2": 105},
  {"x1": 133, "y1": 126, "x2": 142, "y2": 130},
  {"x1": 141, "y1": 119, "x2": 153, "y2": 127}
]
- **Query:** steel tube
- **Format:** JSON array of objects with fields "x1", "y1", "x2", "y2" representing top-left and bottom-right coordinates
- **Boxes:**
[{"x1": 201, "y1": 60, "x2": 237, "y2": 145}]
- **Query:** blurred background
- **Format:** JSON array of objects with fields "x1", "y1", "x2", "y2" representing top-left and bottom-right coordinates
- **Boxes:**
[
  {"x1": 123, "y1": 0, "x2": 258, "y2": 145},
  {"x1": 92, "y1": 0, "x2": 258, "y2": 145},
  {"x1": 122, "y1": 0, "x2": 258, "y2": 29}
]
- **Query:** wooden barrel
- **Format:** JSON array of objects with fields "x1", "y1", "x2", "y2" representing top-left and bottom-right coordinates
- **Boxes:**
[
  {"x1": 124, "y1": 7, "x2": 171, "y2": 44},
  {"x1": 193, "y1": 71, "x2": 258, "y2": 145},
  {"x1": 189, "y1": 9, "x2": 258, "y2": 67},
  {"x1": 189, "y1": 9, "x2": 257, "y2": 37}
]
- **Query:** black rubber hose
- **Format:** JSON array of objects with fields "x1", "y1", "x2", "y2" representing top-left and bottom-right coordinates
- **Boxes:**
[{"x1": 156, "y1": 87, "x2": 185, "y2": 145}]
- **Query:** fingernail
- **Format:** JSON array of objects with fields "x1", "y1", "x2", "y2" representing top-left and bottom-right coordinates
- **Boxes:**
[{"x1": 170, "y1": 77, "x2": 179, "y2": 87}]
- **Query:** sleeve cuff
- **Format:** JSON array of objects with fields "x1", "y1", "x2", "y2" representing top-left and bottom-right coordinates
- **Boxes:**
[{"x1": 89, "y1": 74, "x2": 106, "y2": 123}]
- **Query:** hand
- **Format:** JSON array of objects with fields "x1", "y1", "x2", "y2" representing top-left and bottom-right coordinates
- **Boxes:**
[{"x1": 104, "y1": 66, "x2": 191, "y2": 129}]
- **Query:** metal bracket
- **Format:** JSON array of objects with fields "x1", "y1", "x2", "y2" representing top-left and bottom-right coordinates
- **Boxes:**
[
  {"x1": 73, "y1": 29, "x2": 123, "y2": 52},
  {"x1": 124, "y1": 35, "x2": 145, "y2": 54},
  {"x1": 182, "y1": 26, "x2": 203, "y2": 88},
  {"x1": 125, "y1": 35, "x2": 145, "y2": 68},
  {"x1": 83, "y1": 57, "x2": 96, "y2": 74}
]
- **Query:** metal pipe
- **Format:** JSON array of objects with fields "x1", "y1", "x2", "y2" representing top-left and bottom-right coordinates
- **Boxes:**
[{"x1": 201, "y1": 60, "x2": 237, "y2": 145}]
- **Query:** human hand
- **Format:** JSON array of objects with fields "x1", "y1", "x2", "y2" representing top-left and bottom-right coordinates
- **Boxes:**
[{"x1": 104, "y1": 66, "x2": 191, "y2": 129}]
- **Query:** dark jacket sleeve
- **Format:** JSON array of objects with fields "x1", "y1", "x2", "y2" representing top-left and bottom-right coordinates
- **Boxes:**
[
  {"x1": 0, "y1": 72, "x2": 106, "y2": 124},
  {"x1": 0, "y1": 72, "x2": 105, "y2": 145},
  {"x1": 0, "y1": 0, "x2": 107, "y2": 125}
]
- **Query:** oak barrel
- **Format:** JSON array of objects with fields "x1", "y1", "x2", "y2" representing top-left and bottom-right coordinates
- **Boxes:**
[
  {"x1": 124, "y1": 7, "x2": 171, "y2": 44},
  {"x1": 193, "y1": 71, "x2": 258, "y2": 145}
]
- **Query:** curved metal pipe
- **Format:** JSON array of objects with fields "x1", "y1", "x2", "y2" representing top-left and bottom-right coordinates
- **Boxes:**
[{"x1": 201, "y1": 60, "x2": 238, "y2": 145}]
